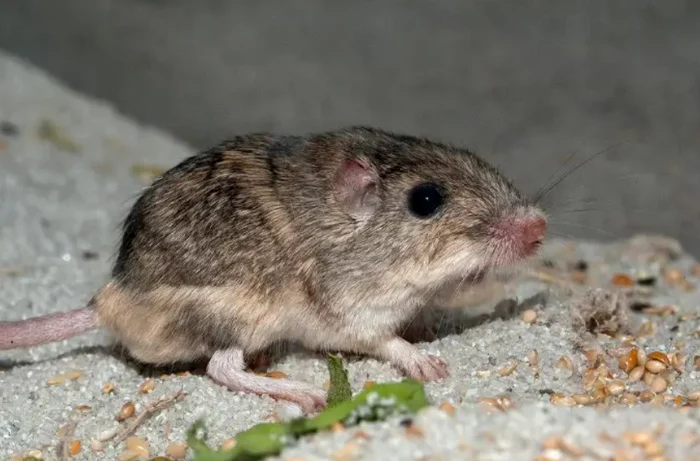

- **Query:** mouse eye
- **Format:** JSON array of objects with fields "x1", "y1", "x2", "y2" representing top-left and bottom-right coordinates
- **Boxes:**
[{"x1": 407, "y1": 183, "x2": 445, "y2": 219}]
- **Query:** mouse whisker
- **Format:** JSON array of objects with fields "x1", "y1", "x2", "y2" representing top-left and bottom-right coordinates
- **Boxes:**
[{"x1": 533, "y1": 136, "x2": 634, "y2": 206}]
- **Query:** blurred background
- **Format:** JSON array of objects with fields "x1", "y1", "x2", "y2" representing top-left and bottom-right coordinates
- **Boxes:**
[{"x1": 1, "y1": 0, "x2": 699, "y2": 254}]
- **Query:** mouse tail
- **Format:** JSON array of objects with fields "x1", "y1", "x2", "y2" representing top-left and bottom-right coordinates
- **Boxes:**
[{"x1": 0, "y1": 307, "x2": 97, "y2": 350}]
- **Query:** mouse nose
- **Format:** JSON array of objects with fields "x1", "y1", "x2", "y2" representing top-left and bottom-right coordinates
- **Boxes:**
[
  {"x1": 522, "y1": 216, "x2": 547, "y2": 253},
  {"x1": 490, "y1": 211, "x2": 547, "y2": 258}
]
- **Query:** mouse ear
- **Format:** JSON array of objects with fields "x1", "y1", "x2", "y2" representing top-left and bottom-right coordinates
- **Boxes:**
[{"x1": 333, "y1": 157, "x2": 380, "y2": 221}]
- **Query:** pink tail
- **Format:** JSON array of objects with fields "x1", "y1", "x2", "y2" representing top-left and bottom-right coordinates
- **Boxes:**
[{"x1": 0, "y1": 308, "x2": 97, "y2": 350}]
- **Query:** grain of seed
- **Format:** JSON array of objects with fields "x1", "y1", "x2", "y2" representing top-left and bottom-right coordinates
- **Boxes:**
[
  {"x1": 25, "y1": 449, "x2": 43, "y2": 458},
  {"x1": 622, "y1": 430, "x2": 655, "y2": 445},
  {"x1": 637, "y1": 349, "x2": 647, "y2": 366},
  {"x1": 139, "y1": 378, "x2": 156, "y2": 394},
  {"x1": 47, "y1": 375, "x2": 65, "y2": 386},
  {"x1": 221, "y1": 439, "x2": 237, "y2": 451},
  {"x1": 405, "y1": 423, "x2": 425, "y2": 438},
  {"x1": 571, "y1": 270, "x2": 587, "y2": 284},
  {"x1": 612, "y1": 273, "x2": 635, "y2": 286},
  {"x1": 628, "y1": 366, "x2": 645, "y2": 382},
  {"x1": 638, "y1": 321, "x2": 655, "y2": 337},
  {"x1": 644, "y1": 440, "x2": 665, "y2": 457},
  {"x1": 528, "y1": 349, "x2": 540, "y2": 367},
  {"x1": 438, "y1": 402, "x2": 456, "y2": 415},
  {"x1": 583, "y1": 349, "x2": 599, "y2": 368},
  {"x1": 556, "y1": 356, "x2": 574, "y2": 371},
  {"x1": 668, "y1": 353, "x2": 680, "y2": 373},
  {"x1": 620, "y1": 393, "x2": 638, "y2": 405},
  {"x1": 643, "y1": 371, "x2": 656, "y2": 387},
  {"x1": 75, "y1": 405, "x2": 92, "y2": 411},
  {"x1": 641, "y1": 305, "x2": 676, "y2": 316},
  {"x1": 497, "y1": 395, "x2": 515, "y2": 410},
  {"x1": 125, "y1": 437, "x2": 150, "y2": 458},
  {"x1": 165, "y1": 441, "x2": 188, "y2": 459},
  {"x1": 102, "y1": 382, "x2": 115, "y2": 394},
  {"x1": 648, "y1": 351, "x2": 670, "y2": 367},
  {"x1": 645, "y1": 360, "x2": 667, "y2": 374},
  {"x1": 535, "y1": 450, "x2": 563, "y2": 461},
  {"x1": 498, "y1": 360, "x2": 518, "y2": 377},
  {"x1": 572, "y1": 394, "x2": 593, "y2": 405},
  {"x1": 331, "y1": 422, "x2": 345, "y2": 432},
  {"x1": 680, "y1": 280, "x2": 695, "y2": 292},
  {"x1": 521, "y1": 309, "x2": 537, "y2": 324},
  {"x1": 618, "y1": 349, "x2": 638, "y2": 373},
  {"x1": 89, "y1": 439, "x2": 104, "y2": 452},
  {"x1": 116, "y1": 401, "x2": 136, "y2": 421},
  {"x1": 639, "y1": 391, "x2": 654, "y2": 402},
  {"x1": 68, "y1": 440, "x2": 81, "y2": 456},
  {"x1": 550, "y1": 394, "x2": 577, "y2": 407},
  {"x1": 266, "y1": 370, "x2": 288, "y2": 379},
  {"x1": 650, "y1": 376, "x2": 668, "y2": 393},
  {"x1": 686, "y1": 390, "x2": 700, "y2": 401},
  {"x1": 607, "y1": 380, "x2": 626, "y2": 396},
  {"x1": 65, "y1": 370, "x2": 82, "y2": 380},
  {"x1": 664, "y1": 268, "x2": 685, "y2": 284},
  {"x1": 477, "y1": 397, "x2": 500, "y2": 409},
  {"x1": 116, "y1": 450, "x2": 140, "y2": 461}
]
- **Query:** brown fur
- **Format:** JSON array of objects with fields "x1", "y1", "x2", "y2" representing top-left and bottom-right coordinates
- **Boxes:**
[{"x1": 1, "y1": 126, "x2": 546, "y2": 410}]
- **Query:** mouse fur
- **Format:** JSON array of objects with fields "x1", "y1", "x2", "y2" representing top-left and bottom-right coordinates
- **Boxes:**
[{"x1": 1, "y1": 126, "x2": 547, "y2": 412}]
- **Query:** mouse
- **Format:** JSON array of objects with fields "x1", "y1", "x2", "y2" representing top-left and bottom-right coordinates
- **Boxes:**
[{"x1": 0, "y1": 126, "x2": 547, "y2": 413}]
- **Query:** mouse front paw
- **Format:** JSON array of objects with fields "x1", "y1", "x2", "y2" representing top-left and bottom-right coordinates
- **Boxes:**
[
  {"x1": 405, "y1": 353, "x2": 449, "y2": 381},
  {"x1": 374, "y1": 337, "x2": 450, "y2": 382}
]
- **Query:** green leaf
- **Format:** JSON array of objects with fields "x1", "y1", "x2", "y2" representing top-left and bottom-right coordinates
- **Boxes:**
[
  {"x1": 188, "y1": 358, "x2": 430, "y2": 461},
  {"x1": 233, "y1": 422, "x2": 291, "y2": 456},
  {"x1": 326, "y1": 354, "x2": 352, "y2": 407}
]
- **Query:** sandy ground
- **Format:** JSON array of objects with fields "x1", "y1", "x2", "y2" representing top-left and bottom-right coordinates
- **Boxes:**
[{"x1": 1, "y1": 51, "x2": 700, "y2": 461}]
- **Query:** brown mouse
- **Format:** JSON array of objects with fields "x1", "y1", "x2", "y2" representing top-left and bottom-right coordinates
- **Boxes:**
[{"x1": 0, "y1": 126, "x2": 547, "y2": 412}]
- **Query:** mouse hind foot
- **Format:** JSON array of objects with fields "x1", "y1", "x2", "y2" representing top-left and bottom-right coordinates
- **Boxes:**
[{"x1": 207, "y1": 347, "x2": 326, "y2": 414}]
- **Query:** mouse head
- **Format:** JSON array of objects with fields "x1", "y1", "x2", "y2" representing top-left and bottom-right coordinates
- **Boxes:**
[{"x1": 327, "y1": 127, "x2": 546, "y2": 286}]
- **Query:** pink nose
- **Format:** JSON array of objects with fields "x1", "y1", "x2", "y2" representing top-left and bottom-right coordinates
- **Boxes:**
[
  {"x1": 491, "y1": 213, "x2": 547, "y2": 257},
  {"x1": 522, "y1": 216, "x2": 547, "y2": 253}
]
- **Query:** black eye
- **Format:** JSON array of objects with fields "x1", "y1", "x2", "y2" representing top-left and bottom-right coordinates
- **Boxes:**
[{"x1": 407, "y1": 183, "x2": 445, "y2": 218}]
